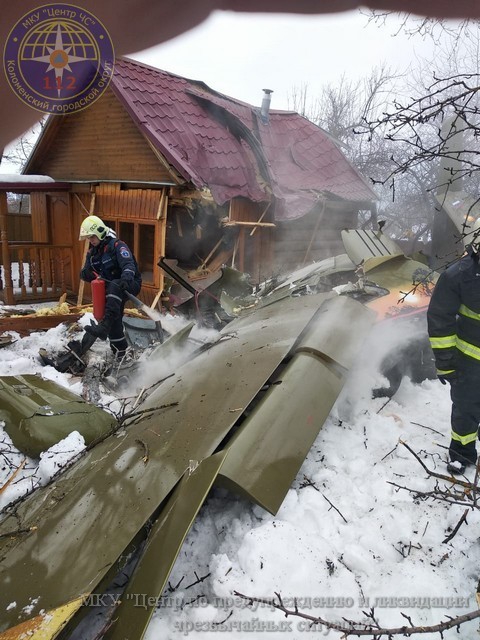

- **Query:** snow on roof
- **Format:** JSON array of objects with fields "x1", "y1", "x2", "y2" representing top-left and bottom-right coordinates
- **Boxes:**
[
  {"x1": 0, "y1": 174, "x2": 70, "y2": 191},
  {"x1": 0, "y1": 174, "x2": 55, "y2": 183}
]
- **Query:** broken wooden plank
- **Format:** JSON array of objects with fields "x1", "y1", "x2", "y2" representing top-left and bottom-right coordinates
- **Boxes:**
[
  {"x1": 0, "y1": 459, "x2": 26, "y2": 495},
  {"x1": 199, "y1": 238, "x2": 223, "y2": 270},
  {"x1": 207, "y1": 248, "x2": 234, "y2": 273},
  {"x1": 250, "y1": 202, "x2": 271, "y2": 237},
  {"x1": 0, "y1": 314, "x2": 81, "y2": 336},
  {"x1": 223, "y1": 221, "x2": 276, "y2": 228},
  {"x1": 156, "y1": 189, "x2": 168, "y2": 220},
  {"x1": 150, "y1": 290, "x2": 163, "y2": 310}
]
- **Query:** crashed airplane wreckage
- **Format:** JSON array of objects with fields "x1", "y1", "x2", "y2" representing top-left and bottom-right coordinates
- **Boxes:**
[{"x1": 0, "y1": 230, "x2": 436, "y2": 640}]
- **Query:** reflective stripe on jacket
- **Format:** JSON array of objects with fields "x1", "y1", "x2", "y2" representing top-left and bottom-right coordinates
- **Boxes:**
[
  {"x1": 427, "y1": 249, "x2": 480, "y2": 372},
  {"x1": 80, "y1": 237, "x2": 142, "y2": 286}
]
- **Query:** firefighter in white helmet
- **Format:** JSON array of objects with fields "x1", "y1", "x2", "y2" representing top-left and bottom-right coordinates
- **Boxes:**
[
  {"x1": 427, "y1": 217, "x2": 480, "y2": 474},
  {"x1": 79, "y1": 215, "x2": 142, "y2": 356}
]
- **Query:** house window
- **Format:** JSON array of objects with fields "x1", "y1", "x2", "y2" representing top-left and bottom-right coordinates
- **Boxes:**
[
  {"x1": 138, "y1": 224, "x2": 155, "y2": 283},
  {"x1": 119, "y1": 221, "x2": 134, "y2": 250},
  {"x1": 7, "y1": 192, "x2": 30, "y2": 214}
]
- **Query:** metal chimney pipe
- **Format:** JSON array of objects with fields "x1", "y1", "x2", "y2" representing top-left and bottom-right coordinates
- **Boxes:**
[{"x1": 260, "y1": 89, "x2": 273, "y2": 124}]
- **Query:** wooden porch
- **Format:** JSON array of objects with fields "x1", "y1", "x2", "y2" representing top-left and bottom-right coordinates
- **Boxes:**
[
  {"x1": 1, "y1": 242, "x2": 76, "y2": 305},
  {"x1": 0, "y1": 181, "x2": 77, "y2": 306}
]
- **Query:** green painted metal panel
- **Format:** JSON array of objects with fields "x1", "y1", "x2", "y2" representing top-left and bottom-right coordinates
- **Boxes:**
[
  {"x1": 218, "y1": 296, "x2": 374, "y2": 513},
  {"x1": 364, "y1": 255, "x2": 436, "y2": 292},
  {"x1": 0, "y1": 292, "x2": 334, "y2": 634},
  {"x1": 295, "y1": 295, "x2": 374, "y2": 370},
  {"x1": 0, "y1": 374, "x2": 116, "y2": 457},
  {"x1": 104, "y1": 451, "x2": 229, "y2": 640}
]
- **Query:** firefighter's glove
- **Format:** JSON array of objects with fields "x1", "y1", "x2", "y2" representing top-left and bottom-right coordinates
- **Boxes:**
[{"x1": 118, "y1": 280, "x2": 130, "y2": 292}]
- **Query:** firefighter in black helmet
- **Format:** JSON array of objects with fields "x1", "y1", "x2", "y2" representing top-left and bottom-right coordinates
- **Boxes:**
[
  {"x1": 79, "y1": 215, "x2": 142, "y2": 357},
  {"x1": 427, "y1": 218, "x2": 480, "y2": 474}
]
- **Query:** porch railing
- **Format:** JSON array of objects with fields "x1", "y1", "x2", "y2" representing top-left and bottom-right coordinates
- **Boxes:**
[{"x1": 0, "y1": 243, "x2": 76, "y2": 304}]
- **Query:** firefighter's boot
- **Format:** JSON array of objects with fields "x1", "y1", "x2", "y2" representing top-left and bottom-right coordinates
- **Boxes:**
[
  {"x1": 447, "y1": 460, "x2": 467, "y2": 475},
  {"x1": 80, "y1": 331, "x2": 97, "y2": 353}
]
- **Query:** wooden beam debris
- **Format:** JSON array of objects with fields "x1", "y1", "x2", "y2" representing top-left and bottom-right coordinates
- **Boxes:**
[
  {"x1": 250, "y1": 202, "x2": 271, "y2": 237},
  {"x1": 156, "y1": 189, "x2": 168, "y2": 220},
  {"x1": 222, "y1": 221, "x2": 275, "y2": 228}
]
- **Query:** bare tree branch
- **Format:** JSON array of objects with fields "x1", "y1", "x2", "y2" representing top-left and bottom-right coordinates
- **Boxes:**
[{"x1": 234, "y1": 590, "x2": 480, "y2": 636}]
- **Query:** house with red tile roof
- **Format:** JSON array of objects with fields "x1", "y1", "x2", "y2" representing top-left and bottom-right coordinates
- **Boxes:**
[{"x1": 2, "y1": 57, "x2": 376, "y2": 306}]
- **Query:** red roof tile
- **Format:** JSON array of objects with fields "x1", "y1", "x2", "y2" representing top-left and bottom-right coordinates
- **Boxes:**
[{"x1": 111, "y1": 57, "x2": 376, "y2": 221}]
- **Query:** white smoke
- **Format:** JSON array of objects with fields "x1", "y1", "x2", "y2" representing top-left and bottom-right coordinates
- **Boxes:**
[
  {"x1": 335, "y1": 312, "x2": 430, "y2": 421},
  {"x1": 120, "y1": 317, "x2": 221, "y2": 400}
]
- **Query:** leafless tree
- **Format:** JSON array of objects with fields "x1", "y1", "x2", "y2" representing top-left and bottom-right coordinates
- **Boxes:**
[
  {"x1": 288, "y1": 65, "x2": 399, "y2": 179},
  {"x1": 357, "y1": 18, "x2": 480, "y2": 262},
  {"x1": 364, "y1": 9, "x2": 476, "y2": 44},
  {"x1": 0, "y1": 117, "x2": 47, "y2": 172},
  {"x1": 288, "y1": 68, "x2": 434, "y2": 246},
  {"x1": 234, "y1": 589, "x2": 480, "y2": 638},
  {"x1": 288, "y1": 20, "x2": 480, "y2": 261}
]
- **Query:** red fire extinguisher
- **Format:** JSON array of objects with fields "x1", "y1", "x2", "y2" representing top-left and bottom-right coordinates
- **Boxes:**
[{"x1": 91, "y1": 276, "x2": 106, "y2": 321}]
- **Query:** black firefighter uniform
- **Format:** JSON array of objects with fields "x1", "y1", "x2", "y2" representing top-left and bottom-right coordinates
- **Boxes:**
[{"x1": 427, "y1": 248, "x2": 480, "y2": 466}]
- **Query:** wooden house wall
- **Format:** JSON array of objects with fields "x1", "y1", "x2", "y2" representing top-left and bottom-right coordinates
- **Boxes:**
[
  {"x1": 229, "y1": 197, "x2": 273, "y2": 283},
  {"x1": 26, "y1": 89, "x2": 177, "y2": 184},
  {"x1": 30, "y1": 193, "x2": 49, "y2": 242},
  {"x1": 7, "y1": 213, "x2": 32, "y2": 241},
  {"x1": 94, "y1": 182, "x2": 163, "y2": 220},
  {"x1": 273, "y1": 205, "x2": 358, "y2": 274},
  {"x1": 30, "y1": 191, "x2": 74, "y2": 245}
]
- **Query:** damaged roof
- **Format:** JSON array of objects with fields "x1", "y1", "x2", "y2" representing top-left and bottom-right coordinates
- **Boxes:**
[{"x1": 111, "y1": 57, "x2": 377, "y2": 221}]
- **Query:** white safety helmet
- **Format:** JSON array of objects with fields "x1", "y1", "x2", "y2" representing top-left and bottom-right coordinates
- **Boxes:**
[{"x1": 79, "y1": 215, "x2": 108, "y2": 241}]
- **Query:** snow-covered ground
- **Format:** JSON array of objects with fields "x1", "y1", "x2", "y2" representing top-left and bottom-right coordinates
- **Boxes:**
[{"x1": 1, "y1": 313, "x2": 480, "y2": 639}]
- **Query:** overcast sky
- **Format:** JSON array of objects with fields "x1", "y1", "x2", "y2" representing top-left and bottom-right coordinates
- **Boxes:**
[{"x1": 130, "y1": 9, "x2": 438, "y2": 111}]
